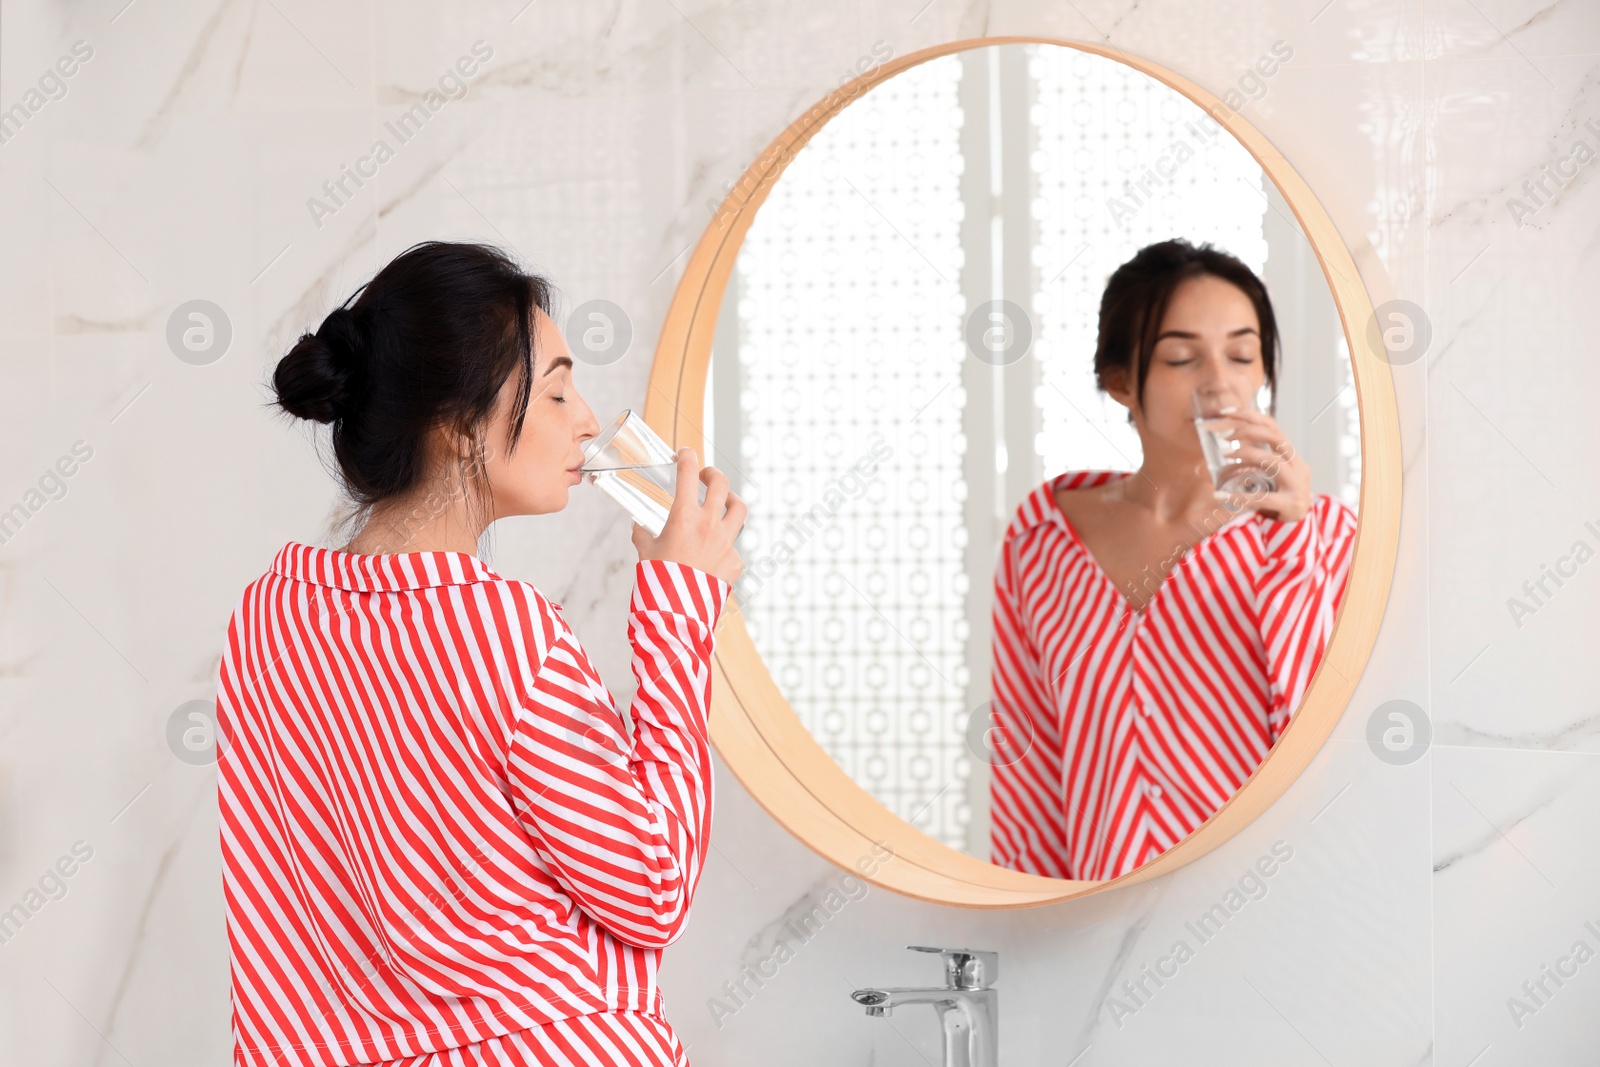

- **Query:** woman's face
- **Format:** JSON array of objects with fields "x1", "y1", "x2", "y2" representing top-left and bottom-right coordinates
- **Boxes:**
[
  {"x1": 1109, "y1": 272, "x2": 1266, "y2": 454},
  {"x1": 480, "y1": 307, "x2": 602, "y2": 517}
]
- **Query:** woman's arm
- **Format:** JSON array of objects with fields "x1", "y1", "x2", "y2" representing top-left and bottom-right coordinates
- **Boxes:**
[
  {"x1": 1255, "y1": 495, "x2": 1358, "y2": 736},
  {"x1": 505, "y1": 559, "x2": 730, "y2": 949},
  {"x1": 988, "y1": 535, "x2": 1073, "y2": 879}
]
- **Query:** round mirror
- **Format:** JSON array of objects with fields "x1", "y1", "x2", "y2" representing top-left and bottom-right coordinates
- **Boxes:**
[{"x1": 650, "y1": 37, "x2": 1399, "y2": 906}]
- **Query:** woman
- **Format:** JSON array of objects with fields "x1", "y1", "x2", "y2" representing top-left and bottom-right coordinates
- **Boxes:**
[
  {"x1": 215, "y1": 241, "x2": 744, "y2": 1066},
  {"x1": 988, "y1": 239, "x2": 1356, "y2": 882}
]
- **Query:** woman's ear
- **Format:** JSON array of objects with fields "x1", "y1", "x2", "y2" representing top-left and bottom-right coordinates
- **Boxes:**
[
  {"x1": 435, "y1": 421, "x2": 488, "y2": 472},
  {"x1": 1102, "y1": 366, "x2": 1136, "y2": 416}
]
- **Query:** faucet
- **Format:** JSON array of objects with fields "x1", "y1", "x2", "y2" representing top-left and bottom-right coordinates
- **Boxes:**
[{"x1": 851, "y1": 945, "x2": 999, "y2": 1067}]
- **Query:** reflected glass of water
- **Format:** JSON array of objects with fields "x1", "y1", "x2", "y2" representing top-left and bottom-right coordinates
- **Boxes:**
[
  {"x1": 579, "y1": 409, "x2": 706, "y2": 535},
  {"x1": 1193, "y1": 390, "x2": 1276, "y2": 511}
]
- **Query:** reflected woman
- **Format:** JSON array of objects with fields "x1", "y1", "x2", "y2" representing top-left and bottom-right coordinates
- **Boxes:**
[{"x1": 988, "y1": 239, "x2": 1356, "y2": 882}]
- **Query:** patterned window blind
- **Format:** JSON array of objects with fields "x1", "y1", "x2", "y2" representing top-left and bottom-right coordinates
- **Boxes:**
[{"x1": 727, "y1": 56, "x2": 972, "y2": 848}]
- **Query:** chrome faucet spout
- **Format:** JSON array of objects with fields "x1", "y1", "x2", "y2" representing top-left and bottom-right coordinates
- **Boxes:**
[
  {"x1": 852, "y1": 986, "x2": 963, "y2": 1008},
  {"x1": 851, "y1": 948, "x2": 1000, "y2": 1067}
]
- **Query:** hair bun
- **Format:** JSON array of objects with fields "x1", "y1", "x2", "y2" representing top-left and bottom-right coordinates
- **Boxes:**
[
  {"x1": 319, "y1": 306, "x2": 368, "y2": 370},
  {"x1": 273, "y1": 306, "x2": 368, "y2": 424}
]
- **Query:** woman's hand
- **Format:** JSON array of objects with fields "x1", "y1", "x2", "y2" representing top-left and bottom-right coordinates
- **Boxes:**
[
  {"x1": 631, "y1": 447, "x2": 747, "y2": 586},
  {"x1": 1202, "y1": 408, "x2": 1312, "y2": 522}
]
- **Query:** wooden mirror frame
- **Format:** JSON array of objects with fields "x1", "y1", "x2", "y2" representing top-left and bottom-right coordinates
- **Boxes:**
[{"x1": 645, "y1": 36, "x2": 1401, "y2": 907}]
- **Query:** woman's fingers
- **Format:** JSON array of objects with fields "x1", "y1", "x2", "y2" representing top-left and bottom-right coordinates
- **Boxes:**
[
  {"x1": 722, "y1": 490, "x2": 748, "y2": 534},
  {"x1": 1202, "y1": 410, "x2": 1312, "y2": 522},
  {"x1": 1206, "y1": 412, "x2": 1305, "y2": 487},
  {"x1": 1217, "y1": 480, "x2": 1310, "y2": 517},
  {"x1": 698, "y1": 463, "x2": 730, "y2": 516},
  {"x1": 1203, "y1": 417, "x2": 1290, "y2": 453},
  {"x1": 1215, "y1": 487, "x2": 1305, "y2": 521},
  {"x1": 667, "y1": 448, "x2": 701, "y2": 519},
  {"x1": 1229, "y1": 442, "x2": 1297, "y2": 475}
]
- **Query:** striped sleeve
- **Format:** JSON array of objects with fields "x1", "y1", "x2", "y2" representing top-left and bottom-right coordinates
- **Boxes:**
[
  {"x1": 504, "y1": 559, "x2": 730, "y2": 950},
  {"x1": 1254, "y1": 495, "x2": 1358, "y2": 735},
  {"x1": 987, "y1": 532, "x2": 1071, "y2": 879}
]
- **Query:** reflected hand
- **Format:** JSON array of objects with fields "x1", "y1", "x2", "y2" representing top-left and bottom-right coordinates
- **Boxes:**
[{"x1": 1202, "y1": 408, "x2": 1312, "y2": 522}]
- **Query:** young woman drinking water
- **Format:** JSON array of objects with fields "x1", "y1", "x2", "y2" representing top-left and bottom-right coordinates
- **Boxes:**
[
  {"x1": 988, "y1": 238, "x2": 1356, "y2": 882},
  {"x1": 215, "y1": 241, "x2": 744, "y2": 1066}
]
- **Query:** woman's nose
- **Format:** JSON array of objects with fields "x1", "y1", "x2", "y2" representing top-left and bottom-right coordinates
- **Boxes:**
[{"x1": 1197, "y1": 362, "x2": 1242, "y2": 403}]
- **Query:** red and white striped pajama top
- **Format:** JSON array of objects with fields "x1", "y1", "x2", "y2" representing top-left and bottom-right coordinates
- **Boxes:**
[
  {"x1": 215, "y1": 543, "x2": 731, "y2": 1066},
  {"x1": 988, "y1": 470, "x2": 1357, "y2": 881}
]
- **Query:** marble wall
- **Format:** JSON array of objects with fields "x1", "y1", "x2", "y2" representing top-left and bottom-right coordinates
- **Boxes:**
[{"x1": 0, "y1": 0, "x2": 1596, "y2": 1063}]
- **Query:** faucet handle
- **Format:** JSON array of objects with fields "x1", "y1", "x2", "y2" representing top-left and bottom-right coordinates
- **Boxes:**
[{"x1": 907, "y1": 945, "x2": 999, "y2": 990}]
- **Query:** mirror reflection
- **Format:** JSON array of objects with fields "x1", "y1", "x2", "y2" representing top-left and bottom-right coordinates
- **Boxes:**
[{"x1": 704, "y1": 43, "x2": 1360, "y2": 879}]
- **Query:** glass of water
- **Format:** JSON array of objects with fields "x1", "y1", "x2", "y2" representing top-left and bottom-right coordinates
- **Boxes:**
[
  {"x1": 1193, "y1": 390, "x2": 1276, "y2": 510},
  {"x1": 579, "y1": 409, "x2": 707, "y2": 536}
]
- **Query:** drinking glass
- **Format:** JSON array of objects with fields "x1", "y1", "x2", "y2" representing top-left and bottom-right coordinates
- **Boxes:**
[
  {"x1": 1193, "y1": 391, "x2": 1276, "y2": 510},
  {"x1": 579, "y1": 409, "x2": 706, "y2": 536}
]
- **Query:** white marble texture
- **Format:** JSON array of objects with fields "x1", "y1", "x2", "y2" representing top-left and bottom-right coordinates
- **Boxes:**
[{"x1": 0, "y1": 0, "x2": 1597, "y2": 1063}]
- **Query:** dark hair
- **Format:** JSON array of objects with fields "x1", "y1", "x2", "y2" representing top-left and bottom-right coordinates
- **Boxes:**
[
  {"x1": 1093, "y1": 238, "x2": 1279, "y2": 414},
  {"x1": 272, "y1": 241, "x2": 555, "y2": 534}
]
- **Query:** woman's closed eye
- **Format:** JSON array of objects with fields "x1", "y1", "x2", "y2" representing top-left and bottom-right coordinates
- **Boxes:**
[{"x1": 1160, "y1": 354, "x2": 1256, "y2": 366}]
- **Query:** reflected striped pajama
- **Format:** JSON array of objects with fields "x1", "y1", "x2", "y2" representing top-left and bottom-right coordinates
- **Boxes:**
[
  {"x1": 216, "y1": 543, "x2": 730, "y2": 1066},
  {"x1": 988, "y1": 471, "x2": 1356, "y2": 881}
]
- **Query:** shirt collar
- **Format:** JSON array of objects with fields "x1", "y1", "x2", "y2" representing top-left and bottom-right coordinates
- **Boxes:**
[{"x1": 271, "y1": 541, "x2": 504, "y2": 592}]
